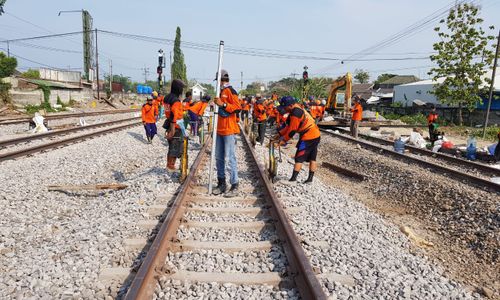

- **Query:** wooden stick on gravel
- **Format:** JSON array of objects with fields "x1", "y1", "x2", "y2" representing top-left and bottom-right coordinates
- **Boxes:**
[
  {"x1": 322, "y1": 162, "x2": 366, "y2": 181},
  {"x1": 47, "y1": 183, "x2": 127, "y2": 192}
]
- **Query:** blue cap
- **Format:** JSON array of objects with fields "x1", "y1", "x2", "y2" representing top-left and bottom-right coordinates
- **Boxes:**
[{"x1": 279, "y1": 96, "x2": 296, "y2": 108}]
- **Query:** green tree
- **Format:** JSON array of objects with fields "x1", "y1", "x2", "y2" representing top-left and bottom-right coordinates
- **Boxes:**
[
  {"x1": 21, "y1": 69, "x2": 40, "y2": 79},
  {"x1": 429, "y1": 3, "x2": 495, "y2": 125},
  {"x1": 200, "y1": 83, "x2": 215, "y2": 97},
  {"x1": 0, "y1": 52, "x2": 17, "y2": 103},
  {"x1": 0, "y1": 0, "x2": 6, "y2": 15},
  {"x1": 171, "y1": 26, "x2": 187, "y2": 84},
  {"x1": 354, "y1": 69, "x2": 370, "y2": 83},
  {"x1": 374, "y1": 73, "x2": 397, "y2": 85},
  {"x1": 0, "y1": 52, "x2": 17, "y2": 77}
]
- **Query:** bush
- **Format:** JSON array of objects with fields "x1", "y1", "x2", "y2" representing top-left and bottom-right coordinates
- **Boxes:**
[
  {"x1": 400, "y1": 113, "x2": 427, "y2": 125},
  {"x1": 21, "y1": 69, "x2": 40, "y2": 79},
  {"x1": 382, "y1": 113, "x2": 401, "y2": 120},
  {"x1": 0, "y1": 81, "x2": 11, "y2": 103}
]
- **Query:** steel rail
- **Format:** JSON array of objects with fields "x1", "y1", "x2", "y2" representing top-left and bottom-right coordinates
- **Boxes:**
[
  {"x1": 320, "y1": 125, "x2": 500, "y2": 177},
  {"x1": 320, "y1": 129, "x2": 500, "y2": 193},
  {"x1": 124, "y1": 129, "x2": 327, "y2": 299},
  {"x1": 0, "y1": 108, "x2": 139, "y2": 125},
  {"x1": 0, "y1": 117, "x2": 140, "y2": 148},
  {"x1": 0, "y1": 121, "x2": 141, "y2": 162}
]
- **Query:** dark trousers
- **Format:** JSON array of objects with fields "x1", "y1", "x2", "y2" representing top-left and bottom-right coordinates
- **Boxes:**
[
  {"x1": 257, "y1": 122, "x2": 266, "y2": 144},
  {"x1": 240, "y1": 110, "x2": 249, "y2": 122}
]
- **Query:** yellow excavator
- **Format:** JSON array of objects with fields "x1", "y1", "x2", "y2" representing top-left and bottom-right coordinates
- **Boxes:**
[{"x1": 326, "y1": 72, "x2": 352, "y2": 113}]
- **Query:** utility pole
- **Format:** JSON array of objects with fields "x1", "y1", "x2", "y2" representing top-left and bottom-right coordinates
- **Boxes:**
[
  {"x1": 482, "y1": 29, "x2": 500, "y2": 138},
  {"x1": 95, "y1": 28, "x2": 100, "y2": 101},
  {"x1": 6, "y1": 41, "x2": 9, "y2": 57},
  {"x1": 169, "y1": 51, "x2": 173, "y2": 81},
  {"x1": 109, "y1": 59, "x2": 112, "y2": 92},
  {"x1": 240, "y1": 71, "x2": 243, "y2": 91},
  {"x1": 290, "y1": 72, "x2": 299, "y2": 79},
  {"x1": 142, "y1": 66, "x2": 150, "y2": 83}
]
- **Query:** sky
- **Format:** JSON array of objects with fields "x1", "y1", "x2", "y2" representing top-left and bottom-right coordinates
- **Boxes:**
[{"x1": 0, "y1": 0, "x2": 499, "y2": 87}]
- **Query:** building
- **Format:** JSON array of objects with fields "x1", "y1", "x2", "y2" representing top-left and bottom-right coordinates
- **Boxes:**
[
  {"x1": 352, "y1": 83, "x2": 374, "y2": 100},
  {"x1": 191, "y1": 83, "x2": 207, "y2": 100},
  {"x1": 393, "y1": 71, "x2": 500, "y2": 109},
  {"x1": 372, "y1": 75, "x2": 420, "y2": 102}
]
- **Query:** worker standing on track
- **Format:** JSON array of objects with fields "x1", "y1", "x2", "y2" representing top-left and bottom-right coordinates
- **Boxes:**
[
  {"x1": 240, "y1": 96, "x2": 250, "y2": 123},
  {"x1": 188, "y1": 95, "x2": 210, "y2": 137},
  {"x1": 427, "y1": 105, "x2": 439, "y2": 145},
  {"x1": 350, "y1": 96, "x2": 363, "y2": 138},
  {"x1": 266, "y1": 100, "x2": 276, "y2": 126},
  {"x1": 141, "y1": 97, "x2": 158, "y2": 144},
  {"x1": 275, "y1": 96, "x2": 321, "y2": 183},
  {"x1": 213, "y1": 70, "x2": 242, "y2": 197},
  {"x1": 164, "y1": 79, "x2": 185, "y2": 172},
  {"x1": 253, "y1": 96, "x2": 267, "y2": 145}
]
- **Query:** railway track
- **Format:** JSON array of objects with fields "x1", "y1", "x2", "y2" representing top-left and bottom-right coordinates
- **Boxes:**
[
  {"x1": 320, "y1": 128, "x2": 500, "y2": 192},
  {"x1": 0, "y1": 119, "x2": 142, "y2": 162},
  {"x1": 0, "y1": 108, "x2": 139, "y2": 126},
  {"x1": 123, "y1": 130, "x2": 328, "y2": 299},
  {"x1": 0, "y1": 116, "x2": 140, "y2": 149}
]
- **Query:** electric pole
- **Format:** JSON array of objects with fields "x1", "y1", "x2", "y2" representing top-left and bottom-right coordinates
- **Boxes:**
[
  {"x1": 240, "y1": 71, "x2": 243, "y2": 91},
  {"x1": 95, "y1": 28, "x2": 100, "y2": 101},
  {"x1": 142, "y1": 67, "x2": 149, "y2": 84},
  {"x1": 109, "y1": 59, "x2": 112, "y2": 92},
  {"x1": 6, "y1": 41, "x2": 9, "y2": 57},
  {"x1": 482, "y1": 29, "x2": 500, "y2": 138}
]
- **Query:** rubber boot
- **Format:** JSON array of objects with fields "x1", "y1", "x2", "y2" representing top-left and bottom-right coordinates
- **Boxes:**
[
  {"x1": 289, "y1": 170, "x2": 299, "y2": 182},
  {"x1": 212, "y1": 178, "x2": 227, "y2": 195},
  {"x1": 303, "y1": 171, "x2": 315, "y2": 184},
  {"x1": 224, "y1": 183, "x2": 239, "y2": 198}
]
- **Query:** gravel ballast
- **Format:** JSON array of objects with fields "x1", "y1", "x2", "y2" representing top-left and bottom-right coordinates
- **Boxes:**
[
  {"x1": 0, "y1": 125, "x2": 198, "y2": 299},
  {"x1": 252, "y1": 134, "x2": 479, "y2": 299}
]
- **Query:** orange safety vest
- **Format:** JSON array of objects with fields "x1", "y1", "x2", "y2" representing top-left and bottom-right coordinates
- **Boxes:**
[
  {"x1": 280, "y1": 104, "x2": 320, "y2": 141},
  {"x1": 217, "y1": 86, "x2": 241, "y2": 136},
  {"x1": 141, "y1": 103, "x2": 158, "y2": 123},
  {"x1": 350, "y1": 103, "x2": 363, "y2": 121},
  {"x1": 253, "y1": 103, "x2": 267, "y2": 122}
]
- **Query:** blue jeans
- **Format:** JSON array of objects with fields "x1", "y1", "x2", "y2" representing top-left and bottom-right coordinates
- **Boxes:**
[{"x1": 216, "y1": 134, "x2": 238, "y2": 185}]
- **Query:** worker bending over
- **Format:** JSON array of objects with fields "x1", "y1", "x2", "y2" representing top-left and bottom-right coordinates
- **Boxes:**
[
  {"x1": 188, "y1": 95, "x2": 210, "y2": 137},
  {"x1": 276, "y1": 96, "x2": 321, "y2": 183},
  {"x1": 141, "y1": 97, "x2": 158, "y2": 144},
  {"x1": 350, "y1": 96, "x2": 362, "y2": 138}
]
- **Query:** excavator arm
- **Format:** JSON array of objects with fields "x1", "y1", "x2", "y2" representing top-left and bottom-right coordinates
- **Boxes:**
[{"x1": 326, "y1": 72, "x2": 352, "y2": 112}]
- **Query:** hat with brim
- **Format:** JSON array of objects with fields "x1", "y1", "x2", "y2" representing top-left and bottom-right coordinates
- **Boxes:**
[{"x1": 214, "y1": 69, "x2": 229, "y2": 81}]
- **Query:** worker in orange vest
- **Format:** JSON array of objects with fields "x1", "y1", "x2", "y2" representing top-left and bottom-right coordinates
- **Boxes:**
[
  {"x1": 240, "y1": 96, "x2": 251, "y2": 123},
  {"x1": 275, "y1": 96, "x2": 321, "y2": 183},
  {"x1": 141, "y1": 97, "x2": 158, "y2": 143},
  {"x1": 213, "y1": 70, "x2": 242, "y2": 197},
  {"x1": 188, "y1": 95, "x2": 210, "y2": 137},
  {"x1": 164, "y1": 80, "x2": 186, "y2": 172},
  {"x1": 266, "y1": 100, "x2": 277, "y2": 126},
  {"x1": 350, "y1": 95, "x2": 363, "y2": 138},
  {"x1": 427, "y1": 104, "x2": 439, "y2": 144},
  {"x1": 253, "y1": 96, "x2": 267, "y2": 145}
]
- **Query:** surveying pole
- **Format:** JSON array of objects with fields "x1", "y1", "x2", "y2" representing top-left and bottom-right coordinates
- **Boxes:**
[{"x1": 208, "y1": 41, "x2": 225, "y2": 195}]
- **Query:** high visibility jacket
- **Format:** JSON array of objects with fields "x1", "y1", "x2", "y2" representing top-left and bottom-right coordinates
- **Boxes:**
[
  {"x1": 253, "y1": 103, "x2": 267, "y2": 122},
  {"x1": 141, "y1": 103, "x2": 158, "y2": 124},
  {"x1": 188, "y1": 101, "x2": 208, "y2": 117},
  {"x1": 217, "y1": 85, "x2": 241, "y2": 136},
  {"x1": 427, "y1": 112, "x2": 438, "y2": 125},
  {"x1": 279, "y1": 104, "x2": 320, "y2": 142},
  {"x1": 182, "y1": 100, "x2": 192, "y2": 111},
  {"x1": 164, "y1": 93, "x2": 183, "y2": 129},
  {"x1": 242, "y1": 100, "x2": 251, "y2": 111},
  {"x1": 266, "y1": 103, "x2": 276, "y2": 118},
  {"x1": 309, "y1": 104, "x2": 320, "y2": 119},
  {"x1": 350, "y1": 103, "x2": 363, "y2": 121}
]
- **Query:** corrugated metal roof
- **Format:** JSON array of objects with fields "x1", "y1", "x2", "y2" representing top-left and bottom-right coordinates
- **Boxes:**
[{"x1": 379, "y1": 75, "x2": 420, "y2": 85}]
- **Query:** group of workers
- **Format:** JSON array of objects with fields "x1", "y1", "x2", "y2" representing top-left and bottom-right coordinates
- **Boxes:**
[
  {"x1": 141, "y1": 69, "x2": 326, "y2": 197},
  {"x1": 141, "y1": 83, "x2": 210, "y2": 172}
]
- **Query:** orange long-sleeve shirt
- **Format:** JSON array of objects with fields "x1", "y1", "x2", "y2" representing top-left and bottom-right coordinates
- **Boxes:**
[
  {"x1": 217, "y1": 85, "x2": 241, "y2": 136},
  {"x1": 350, "y1": 103, "x2": 363, "y2": 121},
  {"x1": 279, "y1": 105, "x2": 320, "y2": 142},
  {"x1": 170, "y1": 101, "x2": 183, "y2": 129},
  {"x1": 141, "y1": 103, "x2": 158, "y2": 123},
  {"x1": 253, "y1": 103, "x2": 267, "y2": 122},
  {"x1": 188, "y1": 101, "x2": 208, "y2": 117}
]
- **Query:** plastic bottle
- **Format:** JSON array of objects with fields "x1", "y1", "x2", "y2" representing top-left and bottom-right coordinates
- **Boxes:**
[
  {"x1": 394, "y1": 138, "x2": 405, "y2": 154},
  {"x1": 466, "y1": 136, "x2": 477, "y2": 160}
]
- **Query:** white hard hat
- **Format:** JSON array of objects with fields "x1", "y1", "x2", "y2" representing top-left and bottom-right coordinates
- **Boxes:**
[{"x1": 321, "y1": 100, "x2": 326, "y2": 105}]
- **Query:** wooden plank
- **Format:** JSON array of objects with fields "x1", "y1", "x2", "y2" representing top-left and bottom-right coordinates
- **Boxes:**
[
  {"x1": 174, "y1": 240, "x2": 273, "y2": 252},
  {"x1": 166, "y1": 270, "x2": 282, "y2": 286},
  {"x1": 48, "y1": 183, "x2": 127, "y2": 191},
  {"x1": 322, "y1": 162, "x2": 366, "y2": 181}
]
